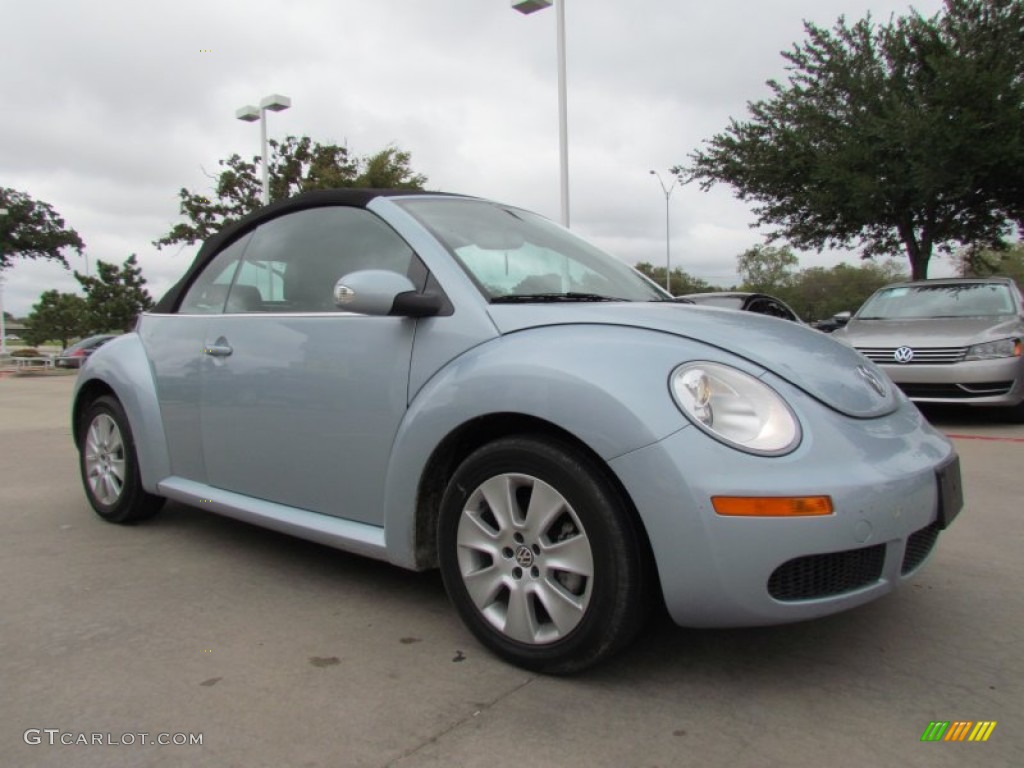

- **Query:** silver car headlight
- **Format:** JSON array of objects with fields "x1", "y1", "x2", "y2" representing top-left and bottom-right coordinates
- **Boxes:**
[
  {"x1": 670, "y1": 362, "x2": 801, "y2": 455},
  {"x1": 964, "y1": 338, "x2": 1022, "y2": 361}
]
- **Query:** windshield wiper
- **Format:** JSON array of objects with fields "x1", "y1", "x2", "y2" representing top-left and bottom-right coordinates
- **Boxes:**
[{"x1": 491, "y1": 292, "x2": 629, "y2": 303}]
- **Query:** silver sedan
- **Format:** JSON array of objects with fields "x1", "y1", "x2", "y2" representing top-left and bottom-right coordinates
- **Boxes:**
[{"x1": 833, "y1": 277, "x2": 1024, "y2": 421}]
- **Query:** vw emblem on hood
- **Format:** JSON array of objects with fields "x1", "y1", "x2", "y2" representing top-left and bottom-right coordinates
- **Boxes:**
[
  {"x1": 857, "y1": 365, "x2": 888, "y2": 398},
  {"x1": 893, "y1": 346, "x2": 914, "y2": 364}
]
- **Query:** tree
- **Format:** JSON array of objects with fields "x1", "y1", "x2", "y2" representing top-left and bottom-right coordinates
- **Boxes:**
[
  {"x1": 736, "y1": 245, "x2": 799, "y2": 294},
  {"x1": 634, "y1": 262, "x2": 713, "y2": 295},
  {"x1": 0, "y1": 188, "x2": 85, "y2": 270},
  {"x1": 957, "y1": 242, "x2": 1024, "y2": 286},
  {"x1": 155, "y1": 137, "x2": 429, "y2": 248},
  {"x1": 24, "y1": 291, "x2": 89, "y2": 348},
  {"x1": 75, "y1": 255, "x2": 154, "y2": 333},
  {"x1": 679, "y1": 0, "x2": 1024, "y2": 281},
  {"x1": 786, "y1": 260, "x2": 907, "y2": 321}
]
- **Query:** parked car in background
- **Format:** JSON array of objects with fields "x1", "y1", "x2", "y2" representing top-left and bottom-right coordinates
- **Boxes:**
[
  {"x1": 72, "y1": 190, "x2": 961, "y2": 673},
  {"x1": 56, "y1": 334, "x2": 117, "y2": 368},
  {"x1": 812, "y1": 311, "x2": 851, "y2": 333},
  {"x1": 680, "y1": 291, "x2": 803, "y2": 323},
  {"x1": 833, "y1": 277, "x2": 1024, "y2": 421}
]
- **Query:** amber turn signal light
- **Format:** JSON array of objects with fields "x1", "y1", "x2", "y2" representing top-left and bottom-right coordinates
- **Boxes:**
[{"x1": 712, "y1": 496, "x2": 833, "y2": 517}]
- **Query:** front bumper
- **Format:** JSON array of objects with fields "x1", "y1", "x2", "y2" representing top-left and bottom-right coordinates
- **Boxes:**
[
  {"x1": 876, "y1": 357, "x2": 1024, "y2": 406},
  {"x1": 609, "y1": 386, "x2": 959, "y2": 628}
]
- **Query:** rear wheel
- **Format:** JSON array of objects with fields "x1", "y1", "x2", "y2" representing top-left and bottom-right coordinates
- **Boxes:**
[
  {"x1": 437, "y1": 436, "x2": 651, "y2": 674},
  {"x1": 79, "y1": 395, "x2": 164, "y2": 523}
]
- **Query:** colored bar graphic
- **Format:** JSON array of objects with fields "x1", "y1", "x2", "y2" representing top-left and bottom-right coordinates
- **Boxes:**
[
  {"x1": 945, "y1": 721, "x2": 972, "y2": 741},
  {"x1": 921, "y1": 722, "x2": 949, "y2": 741},
  {"x1": 921, "y1": 721, "x2": 996, "y2": 742},
  {"x1": 969, "y1": 722, "x2": 997, "y2": 742}
]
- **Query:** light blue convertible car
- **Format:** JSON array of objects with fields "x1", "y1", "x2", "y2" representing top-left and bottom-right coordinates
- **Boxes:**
[{"x1": 73, "y1": 190, "x2": 963, "y2": 673}]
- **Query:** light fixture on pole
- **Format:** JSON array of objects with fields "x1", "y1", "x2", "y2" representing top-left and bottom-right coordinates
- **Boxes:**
[
  {"x1": 512, "y1": 0, "x2": 570, "y2": 228},
  {"x1": 236, "y1": 94, "x2": 292, "y2": 206},
  {"x1": 650, "y1": 170, "x2": 676, "y2": 293},
  {"x1": 0, "y1": 206, "x2": 8, "y2": 355}
]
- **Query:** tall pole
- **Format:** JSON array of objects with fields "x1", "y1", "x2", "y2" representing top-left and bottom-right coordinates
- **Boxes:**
[
  {"x1": 650, "y1": 171, "x2": 675, "y2": 293},
  {"x1": 0, "y1": 207, "x2": 7, "y2": 356},
  {"x1": 555, "y1": 0, "x2": 569, "y2": 227},
  {"x1": 236, "y1": 95, "x2": 291, "y2": 207},
  {"x1": 513, "y1": 1, "x2": 570, "y2": 227},
  {"x1": 260, "y1": 107, "x2": 269, "y2": 205}
]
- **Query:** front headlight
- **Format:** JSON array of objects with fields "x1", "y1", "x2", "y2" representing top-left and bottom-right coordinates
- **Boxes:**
[
  {"x1": 964, "y1": 338, "x2": 1022, "y2": 361},
  {"x1": 670, "y1": 362, "x2": 801, "y2": 455}
]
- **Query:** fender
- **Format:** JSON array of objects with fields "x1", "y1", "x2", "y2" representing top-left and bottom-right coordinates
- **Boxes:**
[
  {"x1": 72, "y1": 333, "x2": 171, "y2": 494},
  {"x1": 380, "y1": 324, "x2": 759, "y2": 568}
]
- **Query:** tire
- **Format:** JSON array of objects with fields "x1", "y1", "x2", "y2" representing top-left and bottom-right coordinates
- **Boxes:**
[
  {"x1": 437, "y1": 436, "x2": 651, "y2": 674},
  {"x1": 79, "y1": 395, "x2": 164, "y2": 523}
]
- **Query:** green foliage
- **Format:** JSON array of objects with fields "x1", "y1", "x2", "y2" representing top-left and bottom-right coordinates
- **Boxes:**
[
  {"x1": 958, "y1": 242, "x2": 1024, "y2": 286},
  {"x1": 736, "y1": 244, "x2": 904, "y2": 319},
  {"x1": 679, "y1": 0, "x2": 1024, "y2": 281},
  {"x1": 155, "y1": 136, "x2": 429, "y2": 248},
  {"x1": 784, "y1": 260, "x2": 907, "y2": 321},
  {"x1": 24, "y1": 291, "x2": 89, "y2": 348},
  {"x1": 74, "y1": 255, "x2": 154, "y2": 333},
  {"x1": 737, "y1": 245, "x2": 799, "y2": 293},
  {"x1": 0, "y1": 188, "x2": 85, "y2": 270},
  {"x1": 634, "y1": 262, "x2": 713, "y2": 295}
]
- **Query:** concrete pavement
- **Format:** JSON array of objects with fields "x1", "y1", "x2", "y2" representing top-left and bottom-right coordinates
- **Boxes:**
[{"x1": 1, "y1": 375, "x2": 1020, "y2": 767}]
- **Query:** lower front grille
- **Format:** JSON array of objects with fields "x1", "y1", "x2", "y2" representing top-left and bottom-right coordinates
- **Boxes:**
[
  {"x1": 768, "y1": 544, "x2": 886, "y2": 601},
  {"x1": 902, "y1": 523, "x2": 940, "y2": 574},
  {"x1": 898, "y1": 381, "x2": 1014, "y2": 399}
]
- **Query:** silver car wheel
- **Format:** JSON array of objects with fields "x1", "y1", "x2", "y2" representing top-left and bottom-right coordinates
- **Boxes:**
[
  {"x1": 455, "y1": 472, "x2": 594, "y2": 645},
  {"x1": 84, "y1": 413, "x2": 126, "y2": 506}
]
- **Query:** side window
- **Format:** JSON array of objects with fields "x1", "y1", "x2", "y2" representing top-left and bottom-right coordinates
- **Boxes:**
[
  {"x1": 764, "y1": 300, "x2": 796, "y2": 321},
  {"x1": 229, "y1": 207, "x2": 416, "y2": 313},
  {"x1": 178, "y1": 233, "x2": 252, "y2": 314}
]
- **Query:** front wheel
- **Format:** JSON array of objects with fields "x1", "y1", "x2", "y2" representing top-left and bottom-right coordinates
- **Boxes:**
[
  {"x1": 79, "y1": 395, "x2": 164, "y2": 523},
  {"x1": 437, "y1": 436, "x2": 651, "y2": 674}
]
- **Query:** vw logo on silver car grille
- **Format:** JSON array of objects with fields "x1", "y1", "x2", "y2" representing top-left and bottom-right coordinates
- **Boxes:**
[
  {"x1": 857, "y1": 365, "x2": 887, "y2": 398},
  {"x1": 893, "y1": 346, "x2": 915, "y2": 364}
]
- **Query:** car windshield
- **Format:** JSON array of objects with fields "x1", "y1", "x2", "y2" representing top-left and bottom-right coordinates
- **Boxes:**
[
  {"x1": 858, "y1": 283, "x2": 1016, "y2": 319},
  {"x1": 397, "y1": 198, "x2": 667, "y2": 302}
]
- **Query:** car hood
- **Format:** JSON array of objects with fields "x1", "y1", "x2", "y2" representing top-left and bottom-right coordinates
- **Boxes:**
[
  {"x1": 487, "y1": 303, "x2": 896, "y2": 419},
  {"x1": 835, "y1": 316, "x2": 1023, "y2": 347}
]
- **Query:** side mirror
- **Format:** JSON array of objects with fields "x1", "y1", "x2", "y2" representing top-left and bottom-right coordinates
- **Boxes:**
[
  {"x1": 334, "y1": 270, "x2": 442, "y2": 318},
  {"x1": 833, "y1": 311, "x2": 852, "y2": 326}
]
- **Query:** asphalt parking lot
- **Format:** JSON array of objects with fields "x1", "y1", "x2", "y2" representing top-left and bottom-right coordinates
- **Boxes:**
[{"x1": 1, "y1": 374, "x2": 1020, "y2": 768}]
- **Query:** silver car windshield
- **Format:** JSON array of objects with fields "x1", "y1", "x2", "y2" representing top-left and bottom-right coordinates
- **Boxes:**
[
  {"x1": 397, "y1": 198, "x2": 667, "y2": 302},
  {"x1": 858, "y1": 283, "x2": 1016, "y2": 319}
]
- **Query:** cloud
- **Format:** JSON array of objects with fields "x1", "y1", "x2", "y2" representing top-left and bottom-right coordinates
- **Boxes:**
[{"x1": 0, "y1": 0, "x2": 948, "y2": 316}]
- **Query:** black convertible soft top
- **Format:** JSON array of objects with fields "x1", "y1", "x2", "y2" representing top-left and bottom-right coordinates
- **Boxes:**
[{"x1": 153, "y1": 188, "x2": 448, "y2": 313}]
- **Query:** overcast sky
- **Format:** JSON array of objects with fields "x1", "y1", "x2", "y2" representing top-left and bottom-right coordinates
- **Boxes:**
[{"x1": 0, "y1": 0, "x2": 952, "y2": 317}]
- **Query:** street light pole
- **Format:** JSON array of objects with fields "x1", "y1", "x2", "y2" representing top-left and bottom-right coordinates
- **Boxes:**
[
  {"x1": 0, "y1": 207, "x2": 8, "y2": 355},
  {"x1": 513, "y1": 0, "x2": 570, "y2": 228},
  {"x1": 236, "y1": 94, "x2": 292, "y2": 206},
  {"x1": 650, "y1": 171, "x2": 676, "y2": 293}
]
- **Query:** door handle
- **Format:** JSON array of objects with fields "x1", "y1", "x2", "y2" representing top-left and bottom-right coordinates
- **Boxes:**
[{"x1": 203, "y1": 340, "x2": 233, "y2": 357}]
